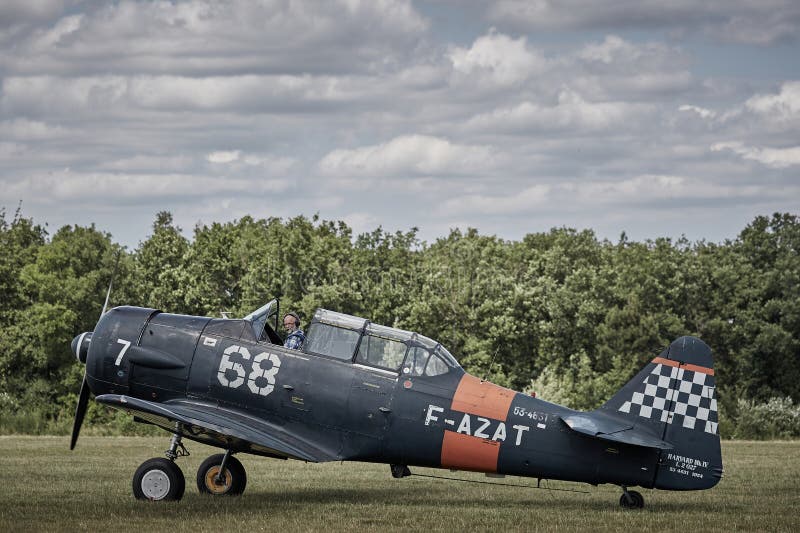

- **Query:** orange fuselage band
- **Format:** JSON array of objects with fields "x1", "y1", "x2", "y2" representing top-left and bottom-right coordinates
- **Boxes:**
[{"x1": 440, "y1": 374, "x2": 516, "y2": 472}]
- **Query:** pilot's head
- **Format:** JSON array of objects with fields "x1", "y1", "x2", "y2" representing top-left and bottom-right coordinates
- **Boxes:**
[{"x1": 283, "y1": 313, "x2": 300, "y2": 333}]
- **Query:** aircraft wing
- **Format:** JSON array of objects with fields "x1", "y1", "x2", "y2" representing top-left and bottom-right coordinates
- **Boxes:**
[
  {"x1": 95, "y1": 394, "x2": 338, "y2": 462},
  {"x1": 559, "y1": 413, "x2": 674, "y2": 450}
]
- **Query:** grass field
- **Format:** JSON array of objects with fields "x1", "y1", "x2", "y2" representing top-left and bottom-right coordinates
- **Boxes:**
[{"x1": 0, "y1": 437, "x2": 797, "y2": 532}]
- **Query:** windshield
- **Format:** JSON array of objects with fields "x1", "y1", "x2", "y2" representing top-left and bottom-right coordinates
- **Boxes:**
[
  {"x1": 434, "y1": 344, "x2": 459, "y2": 367},
  {"x1": 243, "y1": 299, "x2": 278, "y2": 340}
]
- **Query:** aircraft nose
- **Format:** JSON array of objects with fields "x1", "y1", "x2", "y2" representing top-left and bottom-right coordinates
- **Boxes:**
[{"x1": 71, "y1": 332, "x2": 92, "y2": 364}]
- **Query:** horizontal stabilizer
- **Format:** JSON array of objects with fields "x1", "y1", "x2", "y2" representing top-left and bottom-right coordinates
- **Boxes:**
[{"x1": 560, "y1": 413, "x2": 674, "y2": 450}]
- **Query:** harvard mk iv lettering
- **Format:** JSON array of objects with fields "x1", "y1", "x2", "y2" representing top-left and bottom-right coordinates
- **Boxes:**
[{"x1": 69, "y1": 298, "x2": 723, "y2": 507}]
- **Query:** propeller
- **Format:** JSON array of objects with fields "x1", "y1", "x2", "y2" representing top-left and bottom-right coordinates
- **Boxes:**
[
  {"x1": 70, "y1": 250, "x2": 121, "y2": 450},
  {"x1": 70, "y1": 377, "x2": 91, "y2": 450}
]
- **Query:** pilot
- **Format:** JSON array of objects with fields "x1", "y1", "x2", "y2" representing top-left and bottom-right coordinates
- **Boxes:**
[{"x1": 283, "y1": 312, "x2": 305, "y2": 350}]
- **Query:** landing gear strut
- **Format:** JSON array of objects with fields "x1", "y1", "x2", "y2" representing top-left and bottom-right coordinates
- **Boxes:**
[
  {"x1": 132, "y1": 427, "x2": 188, "y2": 501},
  {"x1": 131, "y1": 427, "x2": 248, "y2": 500},
  {"x1": 619, "y1": 486, "x2": 644, "y2": 509}
]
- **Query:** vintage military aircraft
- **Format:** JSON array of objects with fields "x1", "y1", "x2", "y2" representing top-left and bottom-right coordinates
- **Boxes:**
[{"x1": 70, "y1": 299, "x2": 722, "y2": 507}]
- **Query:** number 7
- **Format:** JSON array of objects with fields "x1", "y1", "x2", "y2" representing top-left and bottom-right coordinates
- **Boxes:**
[{"x1": 116, "y1": 339, "x2": 131, "y2": 366}]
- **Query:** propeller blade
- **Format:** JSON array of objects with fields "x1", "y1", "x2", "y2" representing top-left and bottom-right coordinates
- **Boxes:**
[
  {"x1": 71, "y1": 251, "x2": 119, "y2": 449},
  {"x1": 99, "y1": 250, "x2": 121, "y2": 320},
  {"x1": 70, "y1": 375, "x2": 91, "y2": 450}
]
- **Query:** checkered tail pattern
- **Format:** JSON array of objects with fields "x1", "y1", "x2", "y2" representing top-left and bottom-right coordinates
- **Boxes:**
[{"x1": 618, "y1": 362, "x2": 718, "y2": 435}]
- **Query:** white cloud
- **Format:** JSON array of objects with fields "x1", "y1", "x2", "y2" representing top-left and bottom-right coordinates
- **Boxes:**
[
  {"x1": 710, "y1": 10, "x2": 800, "y2": 46},
  {"x1": 206, "y1": 151, "x2": 298, "y2": 175},
  {"x1": 465, "y1": 89, "x2": 647, "y2": 133},
  {"x1": 441, "y1": 184, "x2": 551, "y2": 216},
  {"x1": 711, "y1": 141, "x2": 800, "y2": 169},
  {"x1": 0, "y1": 118, "x2": 69, "y2": 139},
  {"x1": 100, "y1": 154, "x2": 195, "y2": 173},
  {"x1": 0, "y1": 171, "x2": 290, "y2": 203},
  {"x1": 127, "y1": 75, "x2": 324, "y2": 110},
  {"x1": 487, "y1": 1, "x2": 800, "y2": 45},
  {"x1": 569, "y1": 36, "x2": 693, "y2": 99},
  {"x1": 745, "y1": 81, "x2": 800, "y2": 120},
  {"x1": 679, "y1": 105, "x2": 716, "y2": 120},
  {"x1": 208, "y1": 150, "x2": 241, "y2": 164},
  {"x1": 0, "y1": 1, "x2": 796, "y2": 248},
  {"x1": 1, "y1": 74, "x2": 376, "y2": 115},
  {"x1": 449, "y1": 30, "x2": 546, "y2": 86},
  {"x1": 0, "y1": 0, "x2": 65, "y2": 27},
  {"x1": 561, "y1": 174, "x2": 776, "y2": 206},
  {"x1": 1, "y1": 75, "x2": 129, "y2": 115},
  {"x1": 0, "y1": 142, "x2": 27, "y2": 159},
  {"x1": 30, "y1": 13, "x2": 81, "y2": 49},
  {"x1": 318, "y1": 135, "x2": 499, "y2": 179},
  {"x1": 441, "y1": 173, "x2": 784, "y2": 219},
  {"x1": 578, "y1": 35, "x2": 642, "y2": 64},
  {"x1": 241, "y1": 154, "x2": 297, "y2": 173},
  {"x1": 1, "y1": 0, "x2": 428, "y2": 76},
  {"x1": 567, "y1": 175, "x2": 689, "y2": 202}
]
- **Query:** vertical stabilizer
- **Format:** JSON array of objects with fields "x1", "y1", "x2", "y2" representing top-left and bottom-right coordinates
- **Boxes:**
[{"x1": 599, "y1": 336, "x2": 723, "y2": 490}]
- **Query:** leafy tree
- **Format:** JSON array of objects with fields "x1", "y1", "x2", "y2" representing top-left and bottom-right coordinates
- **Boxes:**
[
  {"x1": 0, "y1": 223, "x2": 125, "y2": 415},
  {"x1": 1, "y1": 210, "x2": 799, "y2": 434},
  {"x1": 183, "y1": 219, "x2": 249, "y2": 317},
  {"x1": 134, "y1": 211, "x2": 190, "y2": 311},
  {"x1": 729, "y1": 214, "x2": 800, "y2": 400},
  {"x1": 0, "y1": 206, "x2": 46, "y2": 323}
]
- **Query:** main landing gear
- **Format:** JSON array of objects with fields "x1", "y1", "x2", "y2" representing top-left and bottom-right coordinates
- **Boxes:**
[
  {"x1": 132, "y1": 427, "x2": 247, "y2": 501},
  {"x1": 196, "y1": 451, "x2": 247, "y2": 496},
  {"x1": 619, "y1": 486, "x2": 645, "y2": 509},
  {"x1": 133, "y1": 457, "x2": 185, "y2": 501},
  {"x1": 390, "y1": 464, "x2": 411, "y2": 478}
]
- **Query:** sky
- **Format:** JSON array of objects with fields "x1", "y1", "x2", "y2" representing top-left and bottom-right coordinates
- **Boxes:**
[{"x1": 1, "y1": 0, "x2": 798, "y2": 249}]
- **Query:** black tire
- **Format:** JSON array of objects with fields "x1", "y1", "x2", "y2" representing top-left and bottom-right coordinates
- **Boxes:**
[
  {"x1": 619, "y1": 490, "x2": 645, "y2": 509},
  {"x1": 632, "y1": 491, "x2": 645, "y2": 508},
  {"x1": 196, "y1": 454, "x2": 247, "y2": 496},
  {"x1": 132, "y1": 458, "x2": 185, "y2": 501}
]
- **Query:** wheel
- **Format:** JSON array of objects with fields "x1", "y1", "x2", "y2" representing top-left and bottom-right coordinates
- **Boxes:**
[
  {"x1": 196, "y1": 454, "x2": 247, "y2": 496},
  {"x1": 619, "y1": 490, "x2": 645, "y2": 509},
  {"x1": 132, "y1": 458, "x2": 185, "y2": 501},
  {"x1": 390, "y1": 464, "x2": 411, "y2": 478},
  {"x1": 630, "y1": 491, "x2": 644, "y2": 508}
]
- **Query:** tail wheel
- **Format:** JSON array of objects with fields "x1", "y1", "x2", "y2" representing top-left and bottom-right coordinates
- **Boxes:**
[
  {"x1": 619, "y1": 490, "x2": 645, "y2": 509},
  {"x1": 132, "y1": 458, "x2": 185, "y2": 501},
  {"x1": 197, "y1": 454, "x2": 247, "y2": 496}
]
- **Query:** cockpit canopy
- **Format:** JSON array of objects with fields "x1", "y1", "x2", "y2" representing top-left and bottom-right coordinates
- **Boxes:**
[
  {"x1": 303, "y1": 309, "x2": 460, "y2": 376},
  {"x1": 242, "y1": 302, "x2": 460, "y2": 377}
]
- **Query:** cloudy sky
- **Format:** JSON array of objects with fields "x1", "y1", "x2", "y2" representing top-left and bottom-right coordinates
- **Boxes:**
[{"x1": 1, "y1": 0, "x2": 798, "y2": 248}]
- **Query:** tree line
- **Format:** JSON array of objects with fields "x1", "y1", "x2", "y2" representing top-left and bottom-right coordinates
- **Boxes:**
[{"x1": 1, "y1": 208, "x2": 798, "y2": 437}]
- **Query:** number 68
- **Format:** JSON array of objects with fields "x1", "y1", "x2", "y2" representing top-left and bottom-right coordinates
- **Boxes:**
[{"x1": 216, "y1": 344, "x2": 281, "y2": 396}]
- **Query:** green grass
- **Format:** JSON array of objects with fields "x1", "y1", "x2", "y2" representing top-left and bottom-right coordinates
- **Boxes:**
[{"x1": 0, "y1": 437, "x2": 797, "y2": 532}]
